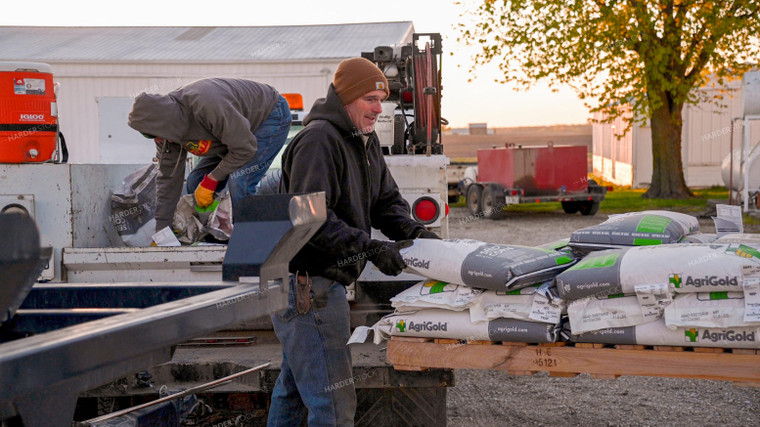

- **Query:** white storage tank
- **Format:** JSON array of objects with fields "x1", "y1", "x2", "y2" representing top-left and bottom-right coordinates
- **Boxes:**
[
  {"x1": 721, "y1": 71, "x2": 760, "y2": 191},
  {"x1": 746, "y1": 71, "x2": 760, "y2": 117}
]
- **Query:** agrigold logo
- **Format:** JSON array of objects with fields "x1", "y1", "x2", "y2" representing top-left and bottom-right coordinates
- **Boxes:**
[
  {"x1": 669, "y1": 274, "x2": 682, "y2": 288},
  {"x1": 671, "y1": 273, "x2": 738, "y2": 288},
  {"x1": 395, "y1": 320, "x2": 406, "y2": 333},
  {"x1": 684, "y1": 328, "x2": 756, "y2": 343},
  {"x1": 404, "y1": 257, "x2": 430, "y2": 269},
  {"x1": 407, "y1": 321, "x2": 448, "y2": 333}
]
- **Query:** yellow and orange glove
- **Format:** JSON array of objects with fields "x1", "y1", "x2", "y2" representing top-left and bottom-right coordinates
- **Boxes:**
[{"x1": 194, "y1": 175, "x2": 218, "y2": 208}]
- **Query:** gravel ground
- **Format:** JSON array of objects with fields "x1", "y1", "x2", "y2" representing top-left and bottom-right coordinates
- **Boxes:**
[{"x1": 444, "y1": 205, "x2": 760, "y2": 427}]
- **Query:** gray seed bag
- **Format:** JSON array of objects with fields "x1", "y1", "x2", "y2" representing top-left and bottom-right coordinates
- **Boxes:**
[
  {"x1": 400, "y1": 239, "x2": 577, "y2": 291},
  {"x1": 556, "y1": 243, "x2": 760, "y2": 300},
  {"x1": 569, "y1": 210, "x2": 699, "y2": 252}
]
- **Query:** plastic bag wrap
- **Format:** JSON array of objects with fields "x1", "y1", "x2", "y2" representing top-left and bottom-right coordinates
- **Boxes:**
[{"x1": 110, "y1": 164, "x2": 158, "y2": 247}]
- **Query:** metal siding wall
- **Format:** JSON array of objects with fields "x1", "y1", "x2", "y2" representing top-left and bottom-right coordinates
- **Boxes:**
[
  {"x1": 50, "y1": 61, "x2": 340, "y2": 163},
  {"x1": 685, "y1": 85, "x2": 743, "y2": 168},
  {"x1": 681, "y1": 83, "x2": 760, "y2": 187},
  {"x1": 604, "y1": 79, "x2": 760, "y2": 188},
  {"x1": 591, "y1": 109, "x2": 634, "y2": 186}
]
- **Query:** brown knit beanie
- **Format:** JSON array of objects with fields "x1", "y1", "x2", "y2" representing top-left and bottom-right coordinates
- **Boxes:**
[{"x1": 334, "y1": 57, "x2": 390, "y2": 105}]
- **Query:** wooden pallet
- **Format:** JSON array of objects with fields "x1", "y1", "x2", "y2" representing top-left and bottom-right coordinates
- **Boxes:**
[{"x1": 386, "y1": 338, "x2": 760, "y2": 387}]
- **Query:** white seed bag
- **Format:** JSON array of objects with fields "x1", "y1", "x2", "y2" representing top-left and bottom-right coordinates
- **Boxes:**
[
  {"x1": 469, "y1": 283, "x2": 563, "y2": 325},
  {"x1": 664, "y1": 292, "x2": 760, "y2": 329},
  {"x1": 715, "y1": 233, "x2": 760, "y2": 244},
  {"x1": 567, "y1": 290, "x2": 669, "y2": 335},
  {"x1": 556, "y1": 243, "x2": 760, "y2": 300},
  {"x1": 390, "y1": 280, "x2": 483, "y2": 312},
  {"x1": 567, "y1": 318, "x2": 760, "y2": 349},
  {"x1": 400, "y1": 239, "x2": 577, "y2": 291},
  {"x1": 569, "y1": 210, "x2": 699, "y2": 251},
  {"x1": 349, "y1": 309, "x2": 559, "y2": 345}
]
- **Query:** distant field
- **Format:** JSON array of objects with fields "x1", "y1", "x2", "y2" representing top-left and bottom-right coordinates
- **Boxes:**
[{"x1": 443, "y1": 124, "x2": 592, "y2": 160}]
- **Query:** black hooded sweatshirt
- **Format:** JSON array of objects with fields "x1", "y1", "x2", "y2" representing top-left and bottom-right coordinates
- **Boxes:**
[{"x1": 280, "y1": 84, "x2": 425, "y2": 285}]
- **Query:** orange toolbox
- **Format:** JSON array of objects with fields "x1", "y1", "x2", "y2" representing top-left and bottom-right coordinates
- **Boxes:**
[{"x1": 0, "y1": 62, "x2": 65, "y2": 163}]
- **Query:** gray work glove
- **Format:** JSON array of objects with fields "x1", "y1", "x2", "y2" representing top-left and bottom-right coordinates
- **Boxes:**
[{"x1": 367, "y1": 239, "x2": 414, "y2": 276}]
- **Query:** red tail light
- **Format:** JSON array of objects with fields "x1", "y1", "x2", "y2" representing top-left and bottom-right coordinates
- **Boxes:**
[
  {"x1": 401, "y1": 90, "x2": 414, "y2": 104},
  {"x1": 412, "y1": 197, "x2": 440, "y2": 224}
]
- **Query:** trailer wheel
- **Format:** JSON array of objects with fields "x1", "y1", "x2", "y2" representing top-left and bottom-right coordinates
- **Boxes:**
[
  {"x1": 579, "y1": 201, "x2": 600, "y2": 216},
  {"x1": 466, "y1": 184, "x2": 483, "y2": 216},
  {"x1": 561, "y1": 201, "x2": 580, "y2": 214},
  {"x1": 482, "y1": 185, "x2": 506, "y2": 220}
]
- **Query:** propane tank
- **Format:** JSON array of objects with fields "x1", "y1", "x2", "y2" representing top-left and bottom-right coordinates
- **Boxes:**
[{"x1": 721, "y1": 145, "x2": 760, "y2": 191}]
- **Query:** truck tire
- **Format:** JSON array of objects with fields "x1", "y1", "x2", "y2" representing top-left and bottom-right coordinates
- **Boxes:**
[
  {"x1": 579, "y1": 200, "x2": 600, "y2": 216},
  {"x1": 448, "y1": 183, "x2": 460, "y2": 204},
  {"x1": 580, "y1": 179, "x2": 601, "y2": 216},
  {"x1": 561, "y1": 201, "x2": 580, "y2": 214},
  {"x1": 466, "y1": 184, "x2": 483, "y2": 216},
  {"x1": 481, "y1": 185, "x2": 506, "y2": 220}
]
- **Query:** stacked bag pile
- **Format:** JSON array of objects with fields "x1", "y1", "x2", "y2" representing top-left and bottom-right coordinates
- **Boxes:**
[
  {"x1": 350, "y1": 239, "x2": 577, "y2": 345},
  {"x1": 558, "y1": 211, "x2": 760, "y2": 348},
  {"x1": 350, "y1": 210, "x2": 760, "y2": 350}
]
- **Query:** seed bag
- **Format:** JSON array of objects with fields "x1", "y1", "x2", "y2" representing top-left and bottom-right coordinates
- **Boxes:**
[
  {"x1": 390, "y1": 280, "x2": 483, "y2": 312},
  {"x1": 469, "y1": 282, "x2": 564, "y2": 325},
  {"x1": 348, "y1": 309, "x2": 559, "y2": 345},
  {"x1": 569, "y1": 210, "x2": 699, "y2": 252},
  {"x1": 715, "y1": 233, "x2": 760, "y2": 244},
  {"x1": 679, "y1": 233, "x2": 718, "y2": 244},
  {"x1": 566, "y1": 318, "x2": 760, "y2": 349},
  {"x1": 556, "y1": 243, "x2": 760, "y2": 300},
  {"x1": 567, "y1": 291, "x2": 670, "y2": 334},
  {"x1": 400, "y1": 239, "x2": 576, "y2": 291},
  {"x1": 664, "y1": 292, "x2": 760, "y2": 330}
]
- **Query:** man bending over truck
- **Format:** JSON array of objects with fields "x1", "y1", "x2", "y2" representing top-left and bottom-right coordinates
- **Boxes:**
[
  {"x1": 272, "y1": 57, "x2": 439, "y2": 425},
  {"x1": 128, "y1": 78, "x2": 291, "y2": 232}
]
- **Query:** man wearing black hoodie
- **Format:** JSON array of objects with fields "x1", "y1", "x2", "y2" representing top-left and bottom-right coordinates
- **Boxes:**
[
  {"x1": 128, "y1": 78, "x2": 291, "y2": 232},
  {"x1": 270, "y1": 58, "x2": 439, "y2": 426}
]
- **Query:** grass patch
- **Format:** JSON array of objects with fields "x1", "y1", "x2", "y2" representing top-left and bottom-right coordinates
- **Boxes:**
[
  {"x1": 450, "y1": 183, "x2": 730, "y2": 215},
  {"x1": 600, "y1": 186, "x2": 727, "y2": 214}
]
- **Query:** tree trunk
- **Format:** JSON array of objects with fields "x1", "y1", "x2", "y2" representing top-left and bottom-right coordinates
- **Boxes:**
[{"x1": 643, "y1": 95, "x2": 694, "y2": 199}]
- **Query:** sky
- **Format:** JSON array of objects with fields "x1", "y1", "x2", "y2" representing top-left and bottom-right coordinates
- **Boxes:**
[{"x1": 1, "y1": 0, "x2": 591, "y2": 129}]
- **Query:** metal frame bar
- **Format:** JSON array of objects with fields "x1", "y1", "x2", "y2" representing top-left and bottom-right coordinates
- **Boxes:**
[{"x1": 0, "y1": 281, "x2": 287, "y2": 425}]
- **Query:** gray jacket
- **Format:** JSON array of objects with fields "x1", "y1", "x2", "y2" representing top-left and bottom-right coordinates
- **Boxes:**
[{"x1": 128, "y1": 78, "x2": 279, "y2": 230}]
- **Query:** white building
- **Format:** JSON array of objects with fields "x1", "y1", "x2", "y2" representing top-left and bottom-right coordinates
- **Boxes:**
[
  {"x1": 0, "y1": 23, "x2": 414, "y2": 163},
  {"x1": 592, "y1": 72, "x2": 760, "y2": 188}
]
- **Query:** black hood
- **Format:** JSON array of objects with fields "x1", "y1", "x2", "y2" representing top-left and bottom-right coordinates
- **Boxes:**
[{"x1": 303, "y1": 84, "x2": 357, "y2": 137}]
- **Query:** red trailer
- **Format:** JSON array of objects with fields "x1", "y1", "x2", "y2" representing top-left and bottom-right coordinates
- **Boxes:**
[{"x1": 465, "y1": 143, "x2": 606, "y2": 219}]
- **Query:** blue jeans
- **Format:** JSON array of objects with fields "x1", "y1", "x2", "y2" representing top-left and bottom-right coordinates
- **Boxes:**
[
  {"x1": 268, "y1": 276, "x2": 355, "y2": 427},
  {"x1": 186, "y1": 95, "x2": 291, "y2": 205}
]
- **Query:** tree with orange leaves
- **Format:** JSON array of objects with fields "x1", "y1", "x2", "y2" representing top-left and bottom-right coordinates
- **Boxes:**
[{"x1": 458, "y1": 0, "x2": 760, "y2": 198}]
